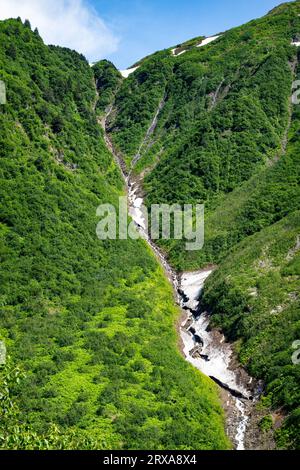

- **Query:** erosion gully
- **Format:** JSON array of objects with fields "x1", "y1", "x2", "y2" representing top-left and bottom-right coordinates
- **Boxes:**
[{"x1": 99, "y1": 108, "x2": 263, "y2": 451}]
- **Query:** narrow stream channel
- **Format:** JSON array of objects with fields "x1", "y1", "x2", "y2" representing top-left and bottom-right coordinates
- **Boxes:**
[
  {"x1": 179, "y1": 270, "x2": 252, "y2": 450},
  {"x1": 100, "y1": 108, "x2": 257, "y2": 450}
]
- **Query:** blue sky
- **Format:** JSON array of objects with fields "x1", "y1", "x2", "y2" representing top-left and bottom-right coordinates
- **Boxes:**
[
  {"x1": 0, "y1": 0, "x2": 288, "y2": 69},
  {"x1": 93, "y1": 0, "x2": 284, "y2": 68}
]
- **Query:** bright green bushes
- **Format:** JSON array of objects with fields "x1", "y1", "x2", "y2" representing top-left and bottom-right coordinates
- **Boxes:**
[{"x1": 104, "y1": 2, "x2": 300, "y2": 448}]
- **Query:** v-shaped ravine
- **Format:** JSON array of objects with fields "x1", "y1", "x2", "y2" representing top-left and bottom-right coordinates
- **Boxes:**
[{"x1": 99, "y1": 100, "x2": 265, "y2": 451}]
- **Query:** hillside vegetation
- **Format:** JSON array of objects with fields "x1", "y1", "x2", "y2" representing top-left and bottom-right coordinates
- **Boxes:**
[{"x1": 0, "y1": 19, "x2": 229, "y2": 450}]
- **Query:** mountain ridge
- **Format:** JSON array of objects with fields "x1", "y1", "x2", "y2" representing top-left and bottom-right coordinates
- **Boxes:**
[{"x1": 0, "y1": 17, "x2": 229, "y2": 450}]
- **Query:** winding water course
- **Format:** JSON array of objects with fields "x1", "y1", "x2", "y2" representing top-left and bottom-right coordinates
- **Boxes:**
[{"x1": 100, "y1": 106, "x2": 256, "y2": 450}]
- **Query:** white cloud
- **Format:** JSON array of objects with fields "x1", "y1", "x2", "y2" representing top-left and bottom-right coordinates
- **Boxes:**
[{"x1": 0, "y1": 0, "x2": 119, "y2": 62}]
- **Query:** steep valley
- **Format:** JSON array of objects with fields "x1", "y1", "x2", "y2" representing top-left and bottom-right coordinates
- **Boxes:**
[
  {"x1": 95, "y1": 0, "x2": 300, "y2": 449},
  {"x1": 0, "y1": 0, "x2": 300, "y2": 451}
]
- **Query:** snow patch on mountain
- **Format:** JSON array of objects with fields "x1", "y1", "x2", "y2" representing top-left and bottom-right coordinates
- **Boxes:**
[{"x1": 120, "y1": 66, "x2": 139, "y2": 78}]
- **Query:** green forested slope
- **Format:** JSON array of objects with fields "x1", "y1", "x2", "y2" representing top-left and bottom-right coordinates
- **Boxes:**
[
  {"x1": 0, "y1": 19, "x2": 229, "y2": 449},
  {"x1": 104, "y1": 2, "x2": 300, "y2": 266},
  {"x1": 104, "y1": 1, "x2": 300, "y2": 448},
  {"x1": 162, "y1": 90, "x2": 300, "y2": 270},
  {"x1": 93, "y1": 59, "x2": 122, "y2": 115},
  {"x1": 108, "y1": 1, "x2": 298, "y2": 186},
  {"x1": 201, "y1": 211, "x2": 300, "y2": 448}
]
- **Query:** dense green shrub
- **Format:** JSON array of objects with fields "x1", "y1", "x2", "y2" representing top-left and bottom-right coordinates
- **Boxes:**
[{"x1": 105, "y1": 1, "x2": 300, "y2": 448}]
